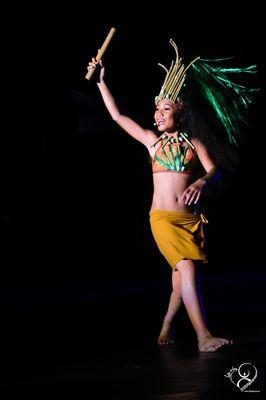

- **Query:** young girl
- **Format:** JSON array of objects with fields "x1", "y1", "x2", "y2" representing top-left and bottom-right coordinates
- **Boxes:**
[{"x1": 87, "y1": 41, "x2": 257, "y2": 351}]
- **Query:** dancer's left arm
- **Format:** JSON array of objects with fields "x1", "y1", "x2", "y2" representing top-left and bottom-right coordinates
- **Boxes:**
[{"x1": 181, "y1": 139, "x2": 217, "y2": 205}]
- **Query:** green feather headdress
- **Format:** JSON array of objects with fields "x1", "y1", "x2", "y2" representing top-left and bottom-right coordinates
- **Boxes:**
[
  {"x1": 190, "y1": 57, "x2": 259, "y2": 145},
  {"x1": 156, "y1": 40, "x2": 259, "y2": 146}
]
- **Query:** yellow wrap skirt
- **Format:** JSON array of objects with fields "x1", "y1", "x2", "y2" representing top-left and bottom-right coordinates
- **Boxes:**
[{"x1": 149, "y1": 209, "x2": 208, "y2": 269}]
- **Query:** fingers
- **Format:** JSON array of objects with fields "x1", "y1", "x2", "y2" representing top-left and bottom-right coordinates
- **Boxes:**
[
  {"x1": 185, "y1": 191, "x2": 196, "y2": 205},
  {"x1": 87, "y1": 62, "x2": 96, "y2": 70},
  {"x1": 87, "y1": 57, "x2": 103, "y2": 70},
  {"x1": 194, "y1": 191, "x2": 201, "y2": 204},
  {"x1": 181, "y1": 187, "x2": 193, "y2": 204},
  {"x1": 181, "y1": 190, "x2": 188, "y2": 201},
  {"x1": 182, "y1": 188, "x2": 202, "y2": 205},
  {"x1": 188, "y1": 189, "x2": 201, "y2": 205}
]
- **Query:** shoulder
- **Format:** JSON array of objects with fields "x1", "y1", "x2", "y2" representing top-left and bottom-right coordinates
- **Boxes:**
[
  {"x1": 191, "y1": 138, "x2": 209, "y2": 153},
  {"x1": 191, "y1": 138, "x2": 216, "y2": 168},
  {"x1": 191, "y1": 137, "x2": 203, "y2": 148}
]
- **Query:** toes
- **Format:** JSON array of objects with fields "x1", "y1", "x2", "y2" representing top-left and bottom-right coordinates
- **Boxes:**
[
  {"x1": 158, "y1": 338, "x2": 174, "y2": 346},
  {"x1": 199, "y1": 336, "x2": 234, "y2": 352}
]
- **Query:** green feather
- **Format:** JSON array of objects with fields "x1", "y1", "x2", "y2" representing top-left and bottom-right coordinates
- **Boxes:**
[{"x1": 190, "y1": 58, "x2": 259, "y2": 145}]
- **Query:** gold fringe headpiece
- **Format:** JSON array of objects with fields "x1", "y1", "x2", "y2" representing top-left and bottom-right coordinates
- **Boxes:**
[{"x1": 155, "y1": 39, "x2": 200, "y2": 104}]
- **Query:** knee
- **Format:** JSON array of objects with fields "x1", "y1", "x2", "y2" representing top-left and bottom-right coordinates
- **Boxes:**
[
  {"x1": 175, "y1": 260, "x2": 196, "y2": 280},
  {"x1": 172, "y1": 288, "x2": 182, "y2": 301}
]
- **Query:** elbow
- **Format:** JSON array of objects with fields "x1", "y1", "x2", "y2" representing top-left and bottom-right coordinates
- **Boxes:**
[
  {"x1": 112, "y1": 113, "x2": 122, "y2": 123},
  {"x1": 212, "y1": 166, "x2": 220, "y2": 178},
  {"x1": 211, "y1": 166, "x2": 218, "y2": 175},
  {"x1": 112, "y1": 114, "x2": 120, "y2": 122},
  {"x1": 206, "y1": 165, "x2": 218, "y2": 175},
  {"x1": 208, "y1": 168, "x2": 222, "y2": 185}
]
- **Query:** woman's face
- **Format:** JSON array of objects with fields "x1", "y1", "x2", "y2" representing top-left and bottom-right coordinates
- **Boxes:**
[{"x1": 154, "y1": 100, "x2": 179, "y2": 132}]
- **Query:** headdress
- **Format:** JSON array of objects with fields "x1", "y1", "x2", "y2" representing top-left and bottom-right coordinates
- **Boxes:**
[
  {"x1": 155, "y1": 39, "x2": 259, "y2": 146},
  {"x1": 155, "y1": 39, "x2": 199, "y2": 105}
]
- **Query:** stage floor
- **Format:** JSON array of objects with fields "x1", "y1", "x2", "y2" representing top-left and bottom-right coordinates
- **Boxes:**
[{"x1": 0, "y1": 272, "x2": 265, "y2": 399}]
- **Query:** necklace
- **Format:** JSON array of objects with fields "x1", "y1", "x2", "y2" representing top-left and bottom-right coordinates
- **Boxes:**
[{"x1": 151, "y1": 131, "x2": 195, "y2": 150}]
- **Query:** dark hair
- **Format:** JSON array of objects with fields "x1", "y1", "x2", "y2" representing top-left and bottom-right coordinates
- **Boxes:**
[{"x1": 178, "y1": 91, "x2": 240, "y2": 175}]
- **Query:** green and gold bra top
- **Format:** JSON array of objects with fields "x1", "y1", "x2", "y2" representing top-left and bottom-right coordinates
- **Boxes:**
[{"x1": 151, "y1": 132, "x2": 198, "y2": 174}]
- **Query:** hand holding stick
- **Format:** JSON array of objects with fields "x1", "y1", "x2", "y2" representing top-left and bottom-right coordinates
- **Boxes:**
[{"x1": 85, "y1": 27, "x2": 116, "y2": 80}]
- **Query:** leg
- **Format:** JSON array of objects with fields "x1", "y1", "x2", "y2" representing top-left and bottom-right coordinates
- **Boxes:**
[
  {"x1": 158, "y1": 270, "x2": 182, "y2": 345},
  {"x1": 195, "y1": 265, "x2": 207, "y2": 325},
  {"x1": 176, "y1": 259, "x2": 233, "y2": 352}
]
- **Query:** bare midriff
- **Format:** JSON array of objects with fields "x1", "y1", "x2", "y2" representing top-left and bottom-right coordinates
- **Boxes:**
[{"x1": 151, "y1": 171, "x2": 195, "y2": 212}]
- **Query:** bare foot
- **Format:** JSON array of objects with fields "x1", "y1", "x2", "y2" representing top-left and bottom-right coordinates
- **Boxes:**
[
  {"x1": 198, "y1": 334, "x2": 233, "y2": 352},
  {"x1": 158, "y1": 323, "x2": 175, "y2": 346}
]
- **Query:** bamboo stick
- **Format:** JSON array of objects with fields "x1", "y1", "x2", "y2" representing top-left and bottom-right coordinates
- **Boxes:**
[{"x1": 85, "y1": 27, "x2": 116, "y2": 80}]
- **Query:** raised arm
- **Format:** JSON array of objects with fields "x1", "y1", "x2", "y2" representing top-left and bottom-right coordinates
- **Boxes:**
[{"x1": 87, "y1": 59, "x2": 157, "y2": 148}]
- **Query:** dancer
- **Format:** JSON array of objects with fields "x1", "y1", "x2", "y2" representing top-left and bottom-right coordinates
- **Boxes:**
[{"x1": 87, "y1": 39, "x2": 258, "y2": 351}]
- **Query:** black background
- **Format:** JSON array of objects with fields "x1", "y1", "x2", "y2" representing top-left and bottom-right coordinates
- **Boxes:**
[
  {"x1": 0, "y1": 2, "x2": 265, "y2": 397},
  {"x1": 1, "y1": 2, "x2": 265, "y2": 283}
]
